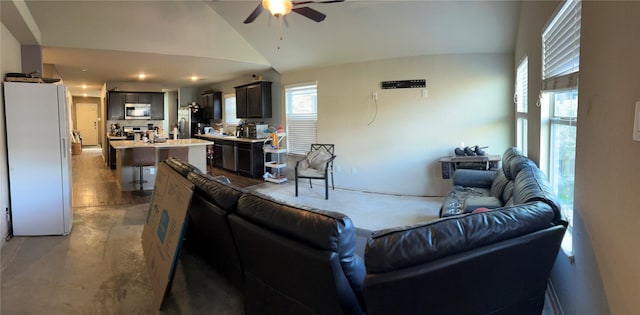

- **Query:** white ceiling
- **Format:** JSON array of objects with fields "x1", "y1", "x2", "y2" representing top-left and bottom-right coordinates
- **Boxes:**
[{"x1": 19, "y1": 0, "x2": 520, "y2": 97}]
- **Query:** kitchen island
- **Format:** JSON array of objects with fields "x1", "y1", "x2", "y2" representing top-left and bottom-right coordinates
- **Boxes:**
[
  {"x1": 193, "y1": 134, "x2": 268, "y2": 178},
  {"x1": 110, "y1": 139, "x2": 212, "y2": 191}
]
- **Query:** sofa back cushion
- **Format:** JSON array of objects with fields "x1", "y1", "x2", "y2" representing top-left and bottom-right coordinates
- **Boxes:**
[
  {"x1": 187, "y1": 172, "x2": 243, "y2": 212},
  {"x1": 512, "y1": 163, "x2": 562, "y2": 221},
  {"x1": 500, "y1": 147, "x2": 532, "y2": 181},
  {"x1": 165, "y1": 156, "x2": 201, "y2": 177},
  {"x1": 232, "y1": 193, "x2": 366, "y2": 314},
  {"x1": 489, "y1": 169, "x2": 509, "y2": 200},
  {"x1": 365, "y1": 201, "x2": 557, "y2": 273}
]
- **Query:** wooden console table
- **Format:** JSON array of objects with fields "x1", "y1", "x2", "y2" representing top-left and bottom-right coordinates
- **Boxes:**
[{"x1": 439, "y1": 155, "x2": 501, "y2": 179}]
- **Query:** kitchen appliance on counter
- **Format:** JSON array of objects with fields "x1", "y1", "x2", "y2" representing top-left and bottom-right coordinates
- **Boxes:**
[
  {"x1": 123, "y1": 126, "x2": 147, "y2": 140},
  {"x1": 236, "y1": 124, "x2": 245, "y2": 138},
  {"x1": 196, "y1": 122, "x2": 207, "y2": 135},
  {"x1": 244, "y1": 123, "x2": 269, "y2": 139},
  {"x1": 125, "y1": 103, "x2": 151, "y2": 120},
  {"x1": 3, "y1": 82, "x2": 72, "y2": 235},
  {"x1": 110, "y1": 123, "x2": 122, "y2": 136},
  {"x1": 178, "y1": 106, "x2": 203, "y2": 138}
]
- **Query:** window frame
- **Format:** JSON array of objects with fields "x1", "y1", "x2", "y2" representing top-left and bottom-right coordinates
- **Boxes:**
[
  {"x1": 540, "y1": 0, "x2": 581, "y2": 259},
  {"x1": 285, "y1": 82, "x2": 318, "y2": 156}
]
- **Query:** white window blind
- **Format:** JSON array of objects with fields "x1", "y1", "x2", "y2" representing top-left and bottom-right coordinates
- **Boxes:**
[
  {"x1": 516, "y1": 57, "x2": 528, "y2": 113},
  {"x1": 542, "y1": 0, "x2": 581, "y2": 90},
  {"x1": 224, "y1": 94, "x2": 240, "y2": 125},
  {"x1": 285, "y1": 83, "x2": 317, "y2": 155},
  {"x1": 515, "y1": 57, "x2": 528, "y2": 156}
]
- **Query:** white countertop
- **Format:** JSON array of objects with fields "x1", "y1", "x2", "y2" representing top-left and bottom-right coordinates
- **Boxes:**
[
  {"x1": 193, "y1": 134, "x2": 268, "y2": 143},
  {"x1": 110, "y1": 138, "x2": 212, "y2": 149}
]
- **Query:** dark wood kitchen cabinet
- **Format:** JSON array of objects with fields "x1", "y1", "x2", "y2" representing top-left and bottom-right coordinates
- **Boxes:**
[
  {"x1": 150, "y1": 93, "x2": 164, "y2": 120},
  {"x1": 201, "y1": 91, "x2": 222, "y2": 123},
  {"x1": 213, "y1": 142, "x2": 223, "y2": 168},
  {"x1": 125, "y1": 92, "x2": 151, "y2": 104},
  {"x1": 236, "y1": 141, "x2": 264, "y2": 178},
  {"x1": 235, "y1": 81, "x2": 272, "y2": 119},
  {"x1": 107, "y1": 92, "x2": 125, "y2": 120}
]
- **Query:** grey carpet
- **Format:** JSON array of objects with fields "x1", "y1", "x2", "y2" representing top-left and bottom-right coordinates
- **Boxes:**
[{"x1": 248, "y1": 181, "x2": 443, "y2": 232}]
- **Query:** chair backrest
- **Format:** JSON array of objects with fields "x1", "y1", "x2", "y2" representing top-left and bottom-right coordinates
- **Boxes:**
[
  {"x1": 130, "y1": 147, "x2": 156, "y2": 167},
  {"x1": 310, "y1": 144, "x2": 335, "y2": 157}
]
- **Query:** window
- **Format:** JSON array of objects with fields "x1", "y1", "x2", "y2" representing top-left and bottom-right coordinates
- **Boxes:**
[
  {"x1": 541, "y1": 0, "x2": 581, "y2": 255},
  {"x1": 224, "y1": 94, "x2": 240, "y2": 126},
  {"x1": 515, "y1": 57, "x2": 528, "y2": 156},
  {"x1": 285, "y1": 83, "x2": 317, "y2": 155}
]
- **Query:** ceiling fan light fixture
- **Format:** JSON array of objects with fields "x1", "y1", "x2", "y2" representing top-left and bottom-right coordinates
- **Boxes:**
[{"x1": 262, "y1": 0, "x2": 292, "y2": 17}]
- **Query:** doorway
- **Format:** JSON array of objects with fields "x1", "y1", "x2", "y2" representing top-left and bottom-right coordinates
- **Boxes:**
[{"x1": 76, "y1": 103, "x2": 98, "y2": 146}]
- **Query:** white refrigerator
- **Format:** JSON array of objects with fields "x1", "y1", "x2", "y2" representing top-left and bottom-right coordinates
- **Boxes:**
[{"x1": 3, "y1": 82, "x2": 73, "y2": 236}]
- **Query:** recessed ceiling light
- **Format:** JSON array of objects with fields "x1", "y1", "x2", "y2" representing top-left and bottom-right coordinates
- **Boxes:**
[
  {"x1": 82, "y1": 84, "x2": 87, "y2": 89},
  {"x1": 138, "y1": 73, "x2": 146, "y2": 80},
  {"x1": 83, "y1": 93, "x2": 87, "y2": 97},
  {"x1": 191, "y1": 76, "x2": 199, "y2": 81},
  {"x1": 81, "y1": 67, "x2": 89, "y2": 72}
]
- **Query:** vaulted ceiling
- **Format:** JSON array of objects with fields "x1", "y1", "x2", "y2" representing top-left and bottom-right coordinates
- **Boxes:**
[{"x1": 15, "y1": 0, "x2": 520, "y2": 97}]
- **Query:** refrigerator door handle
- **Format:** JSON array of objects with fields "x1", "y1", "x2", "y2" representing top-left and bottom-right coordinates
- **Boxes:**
[{"x1": 62, "y1": 138, "x2": 66, "y2": 158}]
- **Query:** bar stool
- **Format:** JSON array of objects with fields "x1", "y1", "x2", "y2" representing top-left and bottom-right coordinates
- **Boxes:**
[
  {"x1": 167, "y1": 147, "x2": 189, "y2": 162},
  {"x1": 130, "y1": 147, "x2": 156, "y2": 195}
]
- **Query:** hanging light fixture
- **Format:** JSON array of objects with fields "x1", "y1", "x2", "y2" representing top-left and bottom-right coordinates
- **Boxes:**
[{"x1": 262, "y1": 0, "x2": 292, "y2": 17}]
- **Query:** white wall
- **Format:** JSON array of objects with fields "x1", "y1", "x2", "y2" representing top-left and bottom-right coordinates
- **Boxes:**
[
  {"x1": 1, "y1": 22, "x2": 24, "y2": 247},
  {"x1": 282, "y1": 54, "x2": 513, "y2": 196},
  {"x1": 572, "y1": 2, "x2": 640, "y2": 314}
]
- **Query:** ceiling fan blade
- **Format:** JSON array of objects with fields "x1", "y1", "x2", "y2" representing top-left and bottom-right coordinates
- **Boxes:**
[
  {"x1": 292, "y1": 6, "x2": 326, "y2": 23},
  {"x1": 243, "y1": 2, "x2": 264, "y2": 24},
  {"x1": 293, "y1": 0, "x2": 344, "y2": 6}
]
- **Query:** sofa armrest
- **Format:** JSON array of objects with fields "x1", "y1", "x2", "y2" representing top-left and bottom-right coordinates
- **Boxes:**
[{"x1": 452, "y1": 169, "x2": 496, "y2": 188}]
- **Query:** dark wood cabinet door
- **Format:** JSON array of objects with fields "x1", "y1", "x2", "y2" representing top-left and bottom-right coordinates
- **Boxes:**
[
  {"x1": 236, "y1": 143, "x2": 252, "y2": 175},
  {"x1": 124, "y1": 93, "x2": 138, "y2": 103},
  {"x1": 236, "y1": 86, "x2": 248, "y2": 118},
  {"x1": 107, "y1": 92, "x2": 125, "y2": 120},
  {"x1": 150, "y1": 93, "x2": 164, "y2": 120},
  {"x1": 212, "y1": 91, "x2": 222, "y2": 122},
  {"x1": 138, "y1": 93, "x2": 151, "y2": 104},
  {"x1": 213, "y1": 144, "x2": 223, "y2": 168},
  {"x1": 246, "y1": 84, "x2": 263, "y2": 118}
]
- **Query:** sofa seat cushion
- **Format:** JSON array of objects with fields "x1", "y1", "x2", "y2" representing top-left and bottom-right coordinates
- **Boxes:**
[
  {"x1": 441, "y1": 186, "x2": 492, "y2": 217},
  {"x1": 463, "y1": 196, "x2": 503, "y2": 213},
  {"x1": 366, "y1": 201, "x2": 557, "y2": 273}
]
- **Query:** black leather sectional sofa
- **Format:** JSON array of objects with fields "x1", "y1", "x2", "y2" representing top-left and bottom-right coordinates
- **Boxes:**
[{"x1": 163, "y1": 147, "x2": 566, "y2": 315}]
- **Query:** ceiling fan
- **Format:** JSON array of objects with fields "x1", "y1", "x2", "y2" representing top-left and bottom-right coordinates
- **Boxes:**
[{"x1": 244, "y1": 0, "x2": 345, "y2": 24}]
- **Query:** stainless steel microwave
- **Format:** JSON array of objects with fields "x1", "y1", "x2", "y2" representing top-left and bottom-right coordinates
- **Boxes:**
[{"x1": 125, "y1": 103, "x2": 151, "y2": 120}]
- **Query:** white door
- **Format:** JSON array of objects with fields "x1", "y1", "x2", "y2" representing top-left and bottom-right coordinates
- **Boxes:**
[{"x1": 76, "y1": 103, "x2": 98, "y2": 146}]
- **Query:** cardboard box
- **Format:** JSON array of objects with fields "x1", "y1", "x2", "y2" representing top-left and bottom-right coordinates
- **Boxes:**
[
  {"x1": 71, "y1": 142, "x2": 81, "y2": 155},
  {"x1": 141, "y1": 162, "x2": 194, "y2": 310}
]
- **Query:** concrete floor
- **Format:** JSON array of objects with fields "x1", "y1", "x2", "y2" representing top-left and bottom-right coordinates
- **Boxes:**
[{"x1": 1, "y1": 202, "x2": 243, "y2": 314}]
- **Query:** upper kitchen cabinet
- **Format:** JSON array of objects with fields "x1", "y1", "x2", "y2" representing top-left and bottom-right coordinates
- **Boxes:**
[
  {"x1": 125, "y1": 92, "x2": 151, "y2": 104},
  {"x1": 107, "y1": 91, "x2": 164, "y2": 120},
  {"x1": 107, "y1": 92, "x2": 125, "y2": 120},
  {"x1": 150, "y1": 93, "x2": 164, "y2": 120},
  {"x1": 201, "y1": 90, "x2": 222, "y2": 122},
  {"x1": 235, "y1": 81, "x2": 272, "y2": 119}
]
